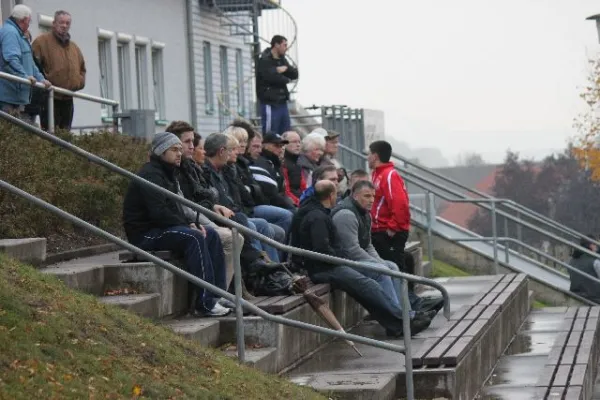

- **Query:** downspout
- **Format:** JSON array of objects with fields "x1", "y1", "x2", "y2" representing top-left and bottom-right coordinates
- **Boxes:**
[{"x1": 185, "y1": 0, "x2": 198, "y2": 129}]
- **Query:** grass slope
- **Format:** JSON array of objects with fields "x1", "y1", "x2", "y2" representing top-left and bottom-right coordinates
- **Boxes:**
[
  {"x1": 424, "y1": 257, "x2": 471, "y2": 278},
  {"x1": 0, "y1": 254, "x2": 325, "y2": 400}
]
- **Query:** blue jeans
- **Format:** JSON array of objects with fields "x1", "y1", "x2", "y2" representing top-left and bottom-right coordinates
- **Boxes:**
[
  {"x1": 248, "y1": 218, "x2": 280, "y2": 262},
  {"x1": 310, "y1": 266, "x2": 406, "y2": 336},
  {"x1": 383, "y1": 260, "x2": 422, "y2": 310},
  {"x1": 253, "y1": 205, "x2": 293, "y2": 236},
  {"x1": 135, "y1": 225, "x2": 226, "y2": 313},
  {"x1": 362, "y1": 262, "x2": 402, "y2": 309},
  {"x1": 261, "y1": 102, "x2": 291, "y2": 134}
]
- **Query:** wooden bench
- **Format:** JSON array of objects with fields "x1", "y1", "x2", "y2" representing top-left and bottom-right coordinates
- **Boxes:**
[
  {"x1": 412, "y1": 273, "x2": 527, "y2": 367},
  {"x1": 119, "y1": 251, "x2": 332, "y2": 315},
  {"x1": 535, "y1": 306, "x2": 600, "y2": 400}
]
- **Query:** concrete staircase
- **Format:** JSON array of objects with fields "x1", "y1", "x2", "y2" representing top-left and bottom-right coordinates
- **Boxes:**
[{"x1": 4, "y1": 238, "x2": 600, "y2": 399}]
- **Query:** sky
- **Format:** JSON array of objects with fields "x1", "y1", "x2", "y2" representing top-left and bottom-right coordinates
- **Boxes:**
[{"x1": 282, "y1": 0, "x2": 600, "y2": 164}]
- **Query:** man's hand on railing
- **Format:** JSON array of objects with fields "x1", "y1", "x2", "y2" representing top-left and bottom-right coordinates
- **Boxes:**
[
  {"x1": 42, "y1": 79, "x2": 52, "y2": 89},
  {"x1": 27, "y1": 76, "x2": 52, "y2": 89},
  {"x1": 27, "y1": 76, "x2": 36, "y2": 85},
  {"x1": 214, "y1": 205, "x2": 235, "y2": 219}
]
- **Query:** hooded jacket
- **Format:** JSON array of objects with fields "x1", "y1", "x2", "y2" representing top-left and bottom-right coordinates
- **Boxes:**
[
  {"x1": 290, "y1": 195, "x2": 338, "y2": 273},
  {"x1": 256, "y1": 47, "x2": 298, "y2": 105},
  {"x1": 371, "y1": 162, "x2": 410, "y2": 233},
  {"x1": 123, "y1": 155, "x2": 193, "y2": 245}
]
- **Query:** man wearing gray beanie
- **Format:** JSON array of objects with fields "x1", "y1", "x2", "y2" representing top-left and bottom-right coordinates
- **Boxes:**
[{"x1": 122, "y1": 132, "x2": 231, "y2": 317}]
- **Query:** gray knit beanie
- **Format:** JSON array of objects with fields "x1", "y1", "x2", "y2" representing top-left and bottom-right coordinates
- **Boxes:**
[{"x1": 152, "y1": 132, "x2": 182, "y2": 156}]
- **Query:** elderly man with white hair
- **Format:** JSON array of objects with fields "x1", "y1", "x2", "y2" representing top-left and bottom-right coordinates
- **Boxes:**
[
  {"x1": 297, "y1": 130, "x2": 326, "y2": 187},
  {"x1": 0, "y1": 5, "x2": 50, "y2": 123}
]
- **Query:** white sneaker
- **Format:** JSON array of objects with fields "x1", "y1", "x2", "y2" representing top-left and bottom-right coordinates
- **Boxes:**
[
  {"x1": 206, "y1": 302, "x2": 232, "y2": 317},
  {"x1": 218, "y1": 298, "x2": 237, "y2": 310}
]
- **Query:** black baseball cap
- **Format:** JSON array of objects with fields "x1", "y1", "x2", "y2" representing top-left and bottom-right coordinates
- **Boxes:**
[{"x1": 263, "y1": 132, "x2": 289, "y2": 145}]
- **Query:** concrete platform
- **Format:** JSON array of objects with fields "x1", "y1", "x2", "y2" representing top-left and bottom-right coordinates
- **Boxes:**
[
  {"x1": 164, "y1": 319, "x2": 220, "y2": 348},
  {"x1": 225, "y1": 347, "x2": 278, "y2": 374},
  {"x1": 0, "y1": 238, "x2": 46, "y2": 264},
  {"x1": 99, "y1": 293, "x2": 161, "y2": 319},
  {"x1": 290, "y1": 373, "x2": 397, "y2": 400}
]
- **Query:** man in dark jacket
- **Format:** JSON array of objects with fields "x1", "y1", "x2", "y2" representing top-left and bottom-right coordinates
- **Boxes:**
[
  {"x1": 569, "y1": 236, "x2": 600, "y2": 304},
  {"x1": 256, "y1": 35, "x2": 298, "y2": 134},
  {"x1": 281, "y1": 130, "x2": 305, "y2": 206},
  {"x1": 290, "y1": 180, "x2": 431, "y2": 337},
  {"x1": 122, "y1": 132, "x2": 230, "y2": 317},
  {"x1": 249, "y1": 132, "x2": 296, "y2": 212}
]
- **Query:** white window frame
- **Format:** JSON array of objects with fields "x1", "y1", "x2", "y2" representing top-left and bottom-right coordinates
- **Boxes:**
[
  {"x1": 97, "y1": 30, "x2": 114, "y2": 119},
  {"x1": 235, "y1": 49, "x2": 246, "y2": 116},
  {"x1": 151, "y1": 44, "x2": 166, "y2": 121},
  {"x1": 134, "y1": 43, "x2": 148, "y2": 109},
  {"x1": 203, "y1": 41, "x2": 214, "y2": 115},
  {"x1": 219, "y1": 46, "x2": 230, "y2": 112},
  {"x1": 116, "y1": 37, "x2": 132, "y2": 110}
]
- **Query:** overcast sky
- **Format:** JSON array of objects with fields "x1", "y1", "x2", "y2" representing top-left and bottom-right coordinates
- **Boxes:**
[{"x1": 283, "y1": 0, "x2": 600, "y2": 164}]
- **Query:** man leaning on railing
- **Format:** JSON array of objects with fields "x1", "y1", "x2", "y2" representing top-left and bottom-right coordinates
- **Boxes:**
[{"x1": 0, "y1": 5, "x2": 51, "y2": 123}]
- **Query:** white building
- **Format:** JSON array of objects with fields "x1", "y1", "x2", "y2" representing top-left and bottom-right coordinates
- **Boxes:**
[{"x1": 2, "y1": 0, "x2": 260, "y2": 134}]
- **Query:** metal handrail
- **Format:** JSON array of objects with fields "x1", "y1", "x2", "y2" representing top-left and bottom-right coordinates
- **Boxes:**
[
  {"x1": 0, "y1": 112, "x2": 449, "y2": 400},
  {"x1": 0, "y1": 71, "x2": 119, "y2": 134},
  {"x1": 387, "y1": 148, "x2": 599, "y2": 247}
]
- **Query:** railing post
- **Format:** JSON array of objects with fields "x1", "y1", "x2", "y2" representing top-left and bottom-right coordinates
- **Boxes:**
[
  {"x1": 491, "y1": 200, "x2": 499, "y2": 274},
  {"x1": 516, "y1": 210, "x2": 523, "y2": 254},
  {"x1": 504, "y1": 216, "x2": 509, "y2": 263},
  {"x1": 47, "y1": 87, "x2": 54, "y2": 134},
  {"x1": 232, "y1": 228, "x2": 245, "y2": 364},
  {"x1": 425, "y1": 191, "x2": 434, "y2": 265},
  {"x1": 112, "y1": 104, "x2": 119, "y2": 133},
  {"x1": 401, "y1": 279, "x2": 414, "y2": 400}
]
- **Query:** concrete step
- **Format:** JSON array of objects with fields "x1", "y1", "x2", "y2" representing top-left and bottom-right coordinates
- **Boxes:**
[
  {"x1": 225, "y1": 347, "x2": 278, "y2": 374},
  {"x1": 290, "y1": 373, "x2": 397, "y2": 400},
  {"x1": 99, "y1": 293, "x2": 161, "y2": 319},
  {"x1": 0, "y1": 238, "x2": 46, "y2": 264},
  {"x1": 165, "y1": 319, "x2": 220, "y2": 348}
]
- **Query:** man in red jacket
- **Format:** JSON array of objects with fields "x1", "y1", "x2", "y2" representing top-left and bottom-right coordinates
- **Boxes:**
[{"x1": 368, "y1": 140, "x2": 412, "y2": 274}]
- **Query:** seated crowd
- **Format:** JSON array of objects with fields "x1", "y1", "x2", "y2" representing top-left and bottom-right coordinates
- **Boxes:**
[{"x1": 123, "y1": 122, "x2": 443, "y2": 337}]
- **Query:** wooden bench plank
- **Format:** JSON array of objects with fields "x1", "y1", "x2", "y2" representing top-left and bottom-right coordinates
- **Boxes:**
[
  {"x1": 449, "y1": 305, "x2": 472, "y2": 321},
  {"x1": 585, "y1": 318, "x2": 599, "y2": 331},
  {"x1": 491, "y1": 292, "x2": 511, "y2": 306},
  {"x1": 536, "y1": 365, "x2": 557, "y2": 387},
  {"x1": 569, "y1": 364, "x2": 588, "y2": 387},
  {"x1": 266, "y1": 295, "x2": 306, "y2": 314},
  {"x1": 463, "y1": 319, "x2": 489, "y2": 338},
  {"x1": 479, "y1": 292, "x2": 499, "y2": 305},
  {"x1": 429, "y1": 320, "x2": 460, "y2": 338},
  {"x1": 547, "y1": 387, "x2": 566, "y2": 400},
  {"x1": 423, "y1": 337, "x2": 456, "y2": 366},
  {"x1": 564, "y1": 386, "x2": 583, "y2": 400},
  {"x1": 464, "y1": 305, "x2": 486, "y2": 320},
  {"x1": 546, "y1": 346, "x2": 563, "y2": 366},
  {"x1": 479, "y1": 304, "x2": 501, "y2": 320},
  {"x1": 576, "y1": 307, "x2": 590, "y2": 319},
  {"x1": 552, "y1": 365, "x2": 571, "y2": 387},
  {"x1": 567, "y1": 330, "x2": 583, "y2": 348},
  {"x1": 588, "y1": 307, "x2": 600, "y2": 319},
  {"x1": 446, "y1": 320, "x2": 473, "y2": 338},
  {"x1": 256, "y1": 296, "x2": 290, "y2": 311},
  {"x1": 411, "y1": 337, "x2": 443, "y2": 367},
  {"x1": 565, "y1": 308, "x2": 578, "y2": 318},
  {"x1": 442, "y1": 336, "x2": 473, "y2": 366},
  {"x1": 572, "y1": 318, "x2": 586, "y2": 331},
  {"x1": 559, "y1": 346, "x2": 577, "y2": 365}
]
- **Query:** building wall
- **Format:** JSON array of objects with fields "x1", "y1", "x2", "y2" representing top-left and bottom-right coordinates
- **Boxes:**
[
  {"x1": 190, "y1": 1, "x2": 253, "y2": 134},
  {"x1": 20, "y1": 0, "x2": 192, "y2": 130}
]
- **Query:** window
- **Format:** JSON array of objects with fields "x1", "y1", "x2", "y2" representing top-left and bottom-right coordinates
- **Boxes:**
[
  {"x1": 98, "y1": 39, "x2": 113, "y2": 118},
  {"x1": 117, "y1": 42, "x2": 131, "y2": 109},
  {"x1": 203, "y1": 42, "x2": 214, "y2": 114},
  {"x1": 135, "y1": 44, "x2": 148, "y2": 108},
  {"x1": 152, "y1": 48, "x2": 166, "y2": 121},
  {"x1": 235, "y1": 49, "x2": 245, "y2": 115},
  {"x1": 219, "y1": 46, "x2": 230, "y2": 111}
]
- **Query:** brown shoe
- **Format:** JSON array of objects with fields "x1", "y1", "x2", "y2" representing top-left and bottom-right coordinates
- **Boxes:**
[{"x1": 242, "y1": 279, "x2": 256, "y2": 300}]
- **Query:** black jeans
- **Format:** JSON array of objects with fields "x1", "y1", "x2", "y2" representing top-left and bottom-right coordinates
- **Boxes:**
[{"x1": 40, "y1": 98, "x2": 74, "y2": 131}]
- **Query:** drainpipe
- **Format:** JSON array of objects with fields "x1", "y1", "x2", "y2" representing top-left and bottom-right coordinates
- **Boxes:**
[{"x1": 186, "y1": 0, "x2": 198, "y2": 129}]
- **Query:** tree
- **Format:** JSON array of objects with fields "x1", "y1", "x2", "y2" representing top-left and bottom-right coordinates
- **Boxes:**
[
  {"x1": 572, "y1": 57, "x2": 600, "y2": 180},
  {"x1": 455, "y1": 152, "x2": 486, "y2": 166}
]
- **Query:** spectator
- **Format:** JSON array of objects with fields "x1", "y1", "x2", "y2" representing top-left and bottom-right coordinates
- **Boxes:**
[
  {"x1": 122, "y1": 132, "x2": 231, "y2": 317},
  {"x1": 22, "y1": 29, "x2": 45, "y2": 125},
  {"x1": 332, "y1": 180, "x2": 443, "y2": 316},
  {"x1": 314, "y1": 128, "x2": 348, "y2": 193},
  {"x1": 299, "y1": 164, "x2": 339, "y2": 204},
  {"x1": 166, "y1": 121, "x2": 243, "y2": 292},
  {"x1": 341, "y1": 169, "x2": 370, "y2": 199},
  {"x1": 257, "y1": 35, "x2": 298, "y2": 135},
  {"x1": 297, "y1": 131, "x2": 326, "y2": 187},
  {"x1": 224, "y1": 125, "x2": 293, "y2": 237},
  {"x1": 568, "y1": 236, "x2": 600, "y2": 303},
  {"x1": 203, "y1": 132, "x2": 282, "y2": 263},
  {"x1": 368, "y1": 140, "x2": 413, "y2": 276},
  {"x1": 281, "y1": 130, "x2": 305, "y2": 206},
  {"x1": 0, "y1": 5, "x2": 50, "y2": 123},
  {"x1": 290, "y1": 180, "x2": 431, "y2": 337},
  {"x1": 192, "y1": 132, "x2": 205, "y2": 164},
  {"x1": 248, "y1": 131, "x2": 296, "y2": 211},
  {"x1": 32, "y1": 10, "x2": 85, "y2": 131}
]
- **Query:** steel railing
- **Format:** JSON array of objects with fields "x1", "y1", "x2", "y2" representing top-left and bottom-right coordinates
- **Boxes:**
[
  {"x1": 0, "y1": 71, "x2": 119, "y2": 134},
  {"x1": 339, "y1": 144, "x2": 600, "y2": 304},
  {"x1": 0, "y1": 112, "x2": 451, "y2": 400}
]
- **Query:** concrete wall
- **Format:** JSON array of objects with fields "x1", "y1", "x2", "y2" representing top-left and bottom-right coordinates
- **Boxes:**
[
  {"x1": 190, "y1": 1, "x2": 253, "y2": 134},
  {"x1": 22, "y1": 0, "x2": 192, "y2": 130}
]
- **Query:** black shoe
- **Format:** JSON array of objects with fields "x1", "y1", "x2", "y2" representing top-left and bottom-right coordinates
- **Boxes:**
[
  {"x1": 386, "y1": 315, "x2": 432, "y2": 338},
  {"x1": 414, "y1": 309, "x2": 438, "y2": 320},
  {"x1": 247, "y1": 259, "x2": 284, "y2": 275},
  {"x1": 419, "y1": 297, "x2": 445, "y2": 315}
]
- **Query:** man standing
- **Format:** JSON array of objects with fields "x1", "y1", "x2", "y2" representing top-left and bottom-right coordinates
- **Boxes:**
[
  {"x1": 0, "y1": 5, "x2": 50, "y2": 122},
  {"x1": 368, "y1": 140, "x2": 413, "y2": 275},
  {"x1": 122, "y1": 132, "x2": 231, "y2": 317},
  {"x1": 256, "y1": 35, "x2": 298, "y2": 135},
  {"x1": 290, "y1": 180, "x2": 430, "y2": 337},
  {"x1": 33, "y1": 10, "x2": 86, "y2": 131},
  {"x1": 281, "y1": 130, "x2": 305, "y2": 206}
]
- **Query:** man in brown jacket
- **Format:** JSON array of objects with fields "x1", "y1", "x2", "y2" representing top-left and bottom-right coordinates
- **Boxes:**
[{"x1": 32, "y1": 10, "x2": 85, "y2": 131}]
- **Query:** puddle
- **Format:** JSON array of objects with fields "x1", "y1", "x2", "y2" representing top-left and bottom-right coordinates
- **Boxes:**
[
  {"x1": 479, "y1": 385, "x2": 542, "y2": 400},
  {"x1": 504, "y1": 331, "x2": 557, "y2": 356},
  {"x1": 484, "y1": 355, "x2": 546, "y2": 386}
]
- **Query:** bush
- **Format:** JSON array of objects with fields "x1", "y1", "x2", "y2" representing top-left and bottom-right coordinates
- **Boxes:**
[{"x1": 0, "y1": 122, "x2": 149, "y2": 250}]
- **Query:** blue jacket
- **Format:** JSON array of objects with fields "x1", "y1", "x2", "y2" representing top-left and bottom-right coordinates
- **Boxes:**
[{"x1": 0, "y1": 18, "x2": 44, "y2": 105}]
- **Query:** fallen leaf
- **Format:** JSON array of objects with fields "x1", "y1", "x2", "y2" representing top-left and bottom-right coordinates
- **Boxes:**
[
  {"x1": 132, "y1": 384, "x2": 142, "y2": 397},
  {"x1": 63, "y1": 374, "x2": 73, "y2": 382}
]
